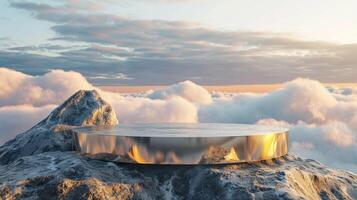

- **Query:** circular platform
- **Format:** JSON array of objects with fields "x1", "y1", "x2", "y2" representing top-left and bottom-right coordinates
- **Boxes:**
[{"x1": 72, "y1": 123, "x2": 289, "y2": 164}]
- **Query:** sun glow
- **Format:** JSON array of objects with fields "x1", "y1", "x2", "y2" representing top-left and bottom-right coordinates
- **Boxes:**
[
  {"x1": 261, "y1": 134, "x2": 278, "y2": 159},
  {"x1": 128, "y1": 145, "x2": 150, "y2": 164},
  {"x1": 224, "y1": 147, "x2": 240, "y2": 161}
]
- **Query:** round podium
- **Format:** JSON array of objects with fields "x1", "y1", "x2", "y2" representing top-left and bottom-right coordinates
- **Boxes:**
[{"x1": 72, "y1": 123, "x2": 289, "y2": 164}]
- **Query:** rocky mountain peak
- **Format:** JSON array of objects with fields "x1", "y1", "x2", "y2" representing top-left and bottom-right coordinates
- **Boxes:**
[
  {"x1": 42, "y1": 90, "x2": 118, "y2": 127},
  {"x1": 0, "y1": 90, "x2": 118, "y2": 165}
]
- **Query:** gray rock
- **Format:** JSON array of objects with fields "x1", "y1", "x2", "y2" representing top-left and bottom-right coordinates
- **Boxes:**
[
  {"x1": 0, "y1": 90, "x2": 118, "y2": 165},
  {"x1": 43, "y1": 90, "x2": 118, "y2": 127},
  {"x1": 0, "y1": 90, "x2": 356, "y2": 199},
  {"x1": 0, "y1": 152, "x2": 356, "y2": 200}
]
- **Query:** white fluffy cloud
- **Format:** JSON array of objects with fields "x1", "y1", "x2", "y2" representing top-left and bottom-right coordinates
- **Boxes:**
[
  {"x1": 0, "y1": 67, "x2": 199, "y2": 144},
  {"x1": 198, "y1": 78, "x2": 343, "y2": 124},
  {"x1": 102, "y1": 94, "x2": 198, "y2": 123},
  {"x1": 0, "y1": 67, "x2": 356, "y2": 172},
  {"x1": 148, "y1": 80, "x2": 212, "y2": 105},
  {"x1": 0, "y1": 104, "x2": 56, "y2": 144},
  {"x1": 0, "y1": 68, "x2": 94, "y2": 106}
]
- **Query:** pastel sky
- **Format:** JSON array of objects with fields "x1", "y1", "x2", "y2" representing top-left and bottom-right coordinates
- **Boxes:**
[{"x1": 1, "y1": 0, "x2": 357, "y2": 85}]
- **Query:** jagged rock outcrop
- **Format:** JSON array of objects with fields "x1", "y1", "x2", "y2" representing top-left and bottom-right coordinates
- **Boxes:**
[
  {"x1": 43, "y1": 90, "x2": 118, "y2": 127},
  {"x1": 0, "y1": 90, "x2": 356, "y2": 200},
  {"x1": 0, "y1": 90, "x2": 118, "y2": 165}
]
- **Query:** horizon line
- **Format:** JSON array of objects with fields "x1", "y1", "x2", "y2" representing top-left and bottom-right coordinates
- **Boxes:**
[{"x1": 97, "y1": 83, "x2": 357, "y2": 93}]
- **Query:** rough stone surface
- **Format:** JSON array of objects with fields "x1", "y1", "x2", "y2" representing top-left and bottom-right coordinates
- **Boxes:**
[
  {"x1": 0, "y1": 90, "x2": 118, "y2": 165},
  {"x1": 0, "y1": 152, "x2": 356, "y2": 200},
  {"x1": 43, "y1": 90, "x2": 118, "y2": 127},
  {"x1": 0, "y1": 90, "x2": 356, "y2": 200}
]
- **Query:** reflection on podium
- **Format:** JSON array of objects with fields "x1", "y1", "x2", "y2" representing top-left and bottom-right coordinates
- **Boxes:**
[{"x1": 73, "y1": 123, "x2": 289, "y2": 164}]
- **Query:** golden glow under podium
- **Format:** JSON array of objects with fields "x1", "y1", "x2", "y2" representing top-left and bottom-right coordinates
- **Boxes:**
[{"x1": 73, "y1": 123, "x2": 289, "y2": 164}]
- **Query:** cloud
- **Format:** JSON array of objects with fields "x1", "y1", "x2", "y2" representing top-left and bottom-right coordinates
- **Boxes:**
[
  {"x1": 1, "y1": 1, "x2": 356, "y2": 84},
  {"x1": 87, "y1": 73, "x2": 133, "y2": 80},
  {"x1": 198, "y1": 78, "x2": 356, "y2": 124},
  {"x1": 0, "y1": 68, "x2": 199, "y2": 144},
  {"x1": 149, "y1": 80, "x2": 212, "y2": 104},
  {"x1": 0, "y1": 104, "x2": 56, "y2": 144},
  {"x1": 0, "y1": 68, "x2": 356, "y2": 173},
  {"x1": 289, "y1": 122, "x2": 357, "y2": 171},
  {"x1": 105, "y1": 95, "x2": 198, "y2": 123},
  {"x1": 0, "y1": 67, "x2": 93, "y2": 106},
  {"x1": 328, "y1": 86, "x2": 357, "y2": 96}
]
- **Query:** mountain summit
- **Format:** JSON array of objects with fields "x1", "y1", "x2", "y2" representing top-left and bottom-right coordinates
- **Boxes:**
[
  {"x1": 0, "y1": 90, "x2": 118, "y2": 165},
  {"x1": 0, "y1": 90, "x2": 356, "y2": 199},
  {"x1": 42, "y1": 90, "x2": 118, "y2": 127}
]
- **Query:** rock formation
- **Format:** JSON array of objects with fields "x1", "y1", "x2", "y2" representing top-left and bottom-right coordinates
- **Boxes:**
[
  {"x1": 0, "y1": 90, "x2": 118, "y2": 165},
  {"x1": 0, "y1": 90, "x2": 356, "y2": 200}
]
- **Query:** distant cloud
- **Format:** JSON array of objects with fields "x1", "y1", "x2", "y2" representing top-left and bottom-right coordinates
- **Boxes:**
[
  {"x1": 0, "y1": 68, "x2": 356, "y2": 172},
  {"x1": 87, "y1": 73, "x2": 133, "y2": 80},
  {"x1": 149, "y1": 80, "x2": 212, "y2": 104},
  {"x1": 0, "y1": 1, "x2": 355, "y2": 84},
  {"x1": 198, "y1": 78, "x2": 355, "y2": 124}
]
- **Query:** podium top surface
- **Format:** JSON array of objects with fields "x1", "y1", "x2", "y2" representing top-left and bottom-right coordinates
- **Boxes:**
[{"x1": 73, "y1": 123, "x2": 289, "y2": 138}]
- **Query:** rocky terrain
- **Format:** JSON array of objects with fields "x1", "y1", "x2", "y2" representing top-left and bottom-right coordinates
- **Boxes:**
[
  {"x1": 0, "y1": 90, "x2": 118, "y2": 165},
  {"x1": 0, "y1": 90, "x2": 356, "y2": 200}
]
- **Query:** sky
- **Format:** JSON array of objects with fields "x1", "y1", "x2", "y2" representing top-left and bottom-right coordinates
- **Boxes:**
[{"x1": 0, "y1": 0, "x2": 357, "y2": 85}]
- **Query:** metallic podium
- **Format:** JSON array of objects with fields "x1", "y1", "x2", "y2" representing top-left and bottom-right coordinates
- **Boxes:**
[{"x1": 73, "y1": 123, "x2": 289, "y2": 164}]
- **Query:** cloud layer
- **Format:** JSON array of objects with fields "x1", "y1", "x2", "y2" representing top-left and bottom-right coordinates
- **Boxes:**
[
  {"x1": 0, "y1": 67, "x2": 356, "y2": 172},
  {"x1": 1, "y1": 0, "x2": 357, "y2": 84}
]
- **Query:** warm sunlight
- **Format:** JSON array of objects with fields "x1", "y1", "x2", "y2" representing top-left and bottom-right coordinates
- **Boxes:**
[{"x1": 0, "y1": 0, "x2": 356, "y2": 199}]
